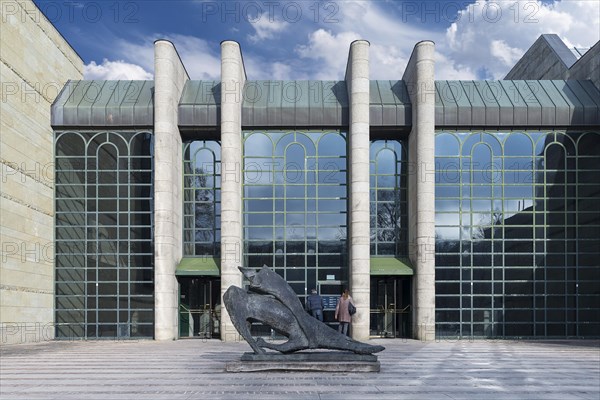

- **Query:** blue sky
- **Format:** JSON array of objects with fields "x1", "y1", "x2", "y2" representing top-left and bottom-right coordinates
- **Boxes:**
[{"x1": 34, "y1": 0, "x2": 600, "y2": 81}]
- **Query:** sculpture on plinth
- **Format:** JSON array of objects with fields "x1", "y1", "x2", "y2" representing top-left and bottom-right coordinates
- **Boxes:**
[{"x1": 223, "y1": 265, "x2": 384, "y2": 355}]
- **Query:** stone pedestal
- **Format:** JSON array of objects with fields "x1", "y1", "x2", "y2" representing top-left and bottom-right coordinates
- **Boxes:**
[{"x1": 226, "y1": 352, "x2": 380, "y2": 372}]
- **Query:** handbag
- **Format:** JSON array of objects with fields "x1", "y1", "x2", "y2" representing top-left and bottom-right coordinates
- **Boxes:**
[{"x1": 348, "y1": 302, "x2": 356, "y2": 316}]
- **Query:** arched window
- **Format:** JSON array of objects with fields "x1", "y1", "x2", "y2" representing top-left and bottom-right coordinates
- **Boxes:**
[
  {"x1": 242, "y1": 130, "x2": 347, "y2": 301},
  {"x1": 183, "y1": 141, "x2": 221, "y2": 257},
  {"x1": 55, "y1": 131, "x2": 153, "y2": 339},
  {"x1": 369, "y1": 140, "x2": 408, "y2": 256},
  {"x1": 434, "y1": 130, "x2": 600, "y2": 339}
]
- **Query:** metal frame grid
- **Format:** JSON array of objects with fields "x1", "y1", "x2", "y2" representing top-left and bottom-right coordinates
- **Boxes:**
[
  {"x1": 55, "y1": 131, "x2": 154, "y2": 339},
  {"x1": 182, "y1": 141, "x2": 221, "y2": 257},
  {"x1": 369, "y1": 140, "x2": 408, "y2": 256},
  {"x1": 435, "y1": 130, "x2": 600, "y2": 338},
  {"x1": 242, "y1": 130, "x2": 348, "y2": 300}
]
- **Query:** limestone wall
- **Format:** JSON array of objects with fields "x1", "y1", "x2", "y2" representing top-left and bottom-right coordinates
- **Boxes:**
[
  {"x1": 0, "y1": 0, "x2": 83, "y2": 344},
  {"x1": 153, "y1": 40, "x2": 189, "y2": 340}
]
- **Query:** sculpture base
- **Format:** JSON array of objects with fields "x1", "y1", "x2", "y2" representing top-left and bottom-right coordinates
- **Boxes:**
[{"x1": 226, "y1": 352, "x2": 380, "y2": 372}]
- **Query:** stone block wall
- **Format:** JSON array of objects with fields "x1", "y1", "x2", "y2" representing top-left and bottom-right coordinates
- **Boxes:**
[{"x1": 0, "y1": 0, "x2": 82, "y2": 344}]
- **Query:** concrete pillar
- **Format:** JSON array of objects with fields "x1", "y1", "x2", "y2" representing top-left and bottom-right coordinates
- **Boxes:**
[
  {"x1": 220, "y1": 41, "x2": 246, "y2": 341},
  {"x1": 403, "y1": 41, "x2": 436, "y2": 341},
  {"x1": 346, "y1": 40, "x2": 371, "y2": 341},
  {"x1": 154, "y1": 40, "x2": 189, "y2": 340}
]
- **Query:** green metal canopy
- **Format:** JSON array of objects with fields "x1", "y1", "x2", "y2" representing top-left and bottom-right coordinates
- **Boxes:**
[
  {"x1": 370, "y1": 257, "x2": 414, "y2": 276},
  {"x1": 176, "y1": 257, "x2": 220, "y2": 277},
  {"x1": 51, "y1": 80, "x2": 154, "y2": 127}
]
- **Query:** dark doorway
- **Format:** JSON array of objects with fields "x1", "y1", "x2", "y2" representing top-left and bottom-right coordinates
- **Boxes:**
[
  {"x1": 178, "y1": 277, "x2": 221, "y2": 338},
  {"x1": 370, "y1": 277, "x2": 411, "y2": 338}
]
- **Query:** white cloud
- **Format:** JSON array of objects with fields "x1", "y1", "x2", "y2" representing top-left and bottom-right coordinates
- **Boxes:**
[
  {"x1": 490, "y1": 40, "x2": 523, "y2": 67},
  {"x1": 270, "y1": 62, "x2": 293, "y2": 80},
  {"x1": 296, "y1": 29, "x2": 361, "y2": 79},
  {"x1": 370, "y1": 44, "x2": 409, "y2": 80},
  {"x1": 435, "y1": 52, "x2": 477, "y2": 80},
  {"x1": 115, "y1": 34, "x2": 221, "y2": 80},
  {"x1": 292, "y1": 0, "x2": 599, "y2": 80},
  {"x1": 83, "y1": 0, "x2": 600, "y2": 83},
  {"x1": 247, "y1": 18, "x2": 287, "y2": 43},
  {"x1": 292, "y1": 1, "x2": 436, "y2": 79},
  {"x1": 84, "y1": 59, "x2": 153, "y2": 80},
  {"x1": 444, "y1": 0, "x2": 600, "y2": 78},
  {"x1": 161, "y1": 34, "x2": 221, "y2": 80}
]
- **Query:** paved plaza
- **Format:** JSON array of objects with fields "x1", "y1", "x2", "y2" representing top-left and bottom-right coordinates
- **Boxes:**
[{"x1": 1, "y1": 338, "x2": 598, "y2": 399}]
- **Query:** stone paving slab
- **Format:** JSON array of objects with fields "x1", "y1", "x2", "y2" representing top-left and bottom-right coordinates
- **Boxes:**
[
  {"x1": 1, "y1": 339, "x2": 598, "y2": 399},
  {"x1": 226, "y1": 360, "x2": 380, "y2": 372}
]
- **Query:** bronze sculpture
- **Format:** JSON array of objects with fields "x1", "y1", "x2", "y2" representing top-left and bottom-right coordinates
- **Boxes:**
[{"x1": 224, "y1": 266, "x2": 385, "y2": 355}]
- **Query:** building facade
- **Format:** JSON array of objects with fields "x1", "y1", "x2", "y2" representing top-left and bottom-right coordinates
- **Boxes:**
[
  {"x1": 49, "y1": 35, "x2": 600, "y2": 342},
  {"x1": 2, "y1": 4, "x2": 599, "y2": 343}
]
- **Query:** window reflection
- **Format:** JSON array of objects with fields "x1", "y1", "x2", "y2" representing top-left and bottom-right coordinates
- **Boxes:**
[
  {"x1": 183, "y1": 141, "x2": 221, "y2": 257},
  {"x1": 243, "y1": 131, "x2": 347, "y2": 298},
  {"x1": 370, "y1": 140, "x2": 408, "y2": 257},
  {"x1": 55, "y1": 131, "x2": 154, "y2": 339},
  {"x1": 435, "y1": 130, "x2": 600, "y2": 339}
]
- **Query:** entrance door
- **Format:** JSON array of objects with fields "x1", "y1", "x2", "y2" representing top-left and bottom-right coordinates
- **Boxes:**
[
  {"x1": 370, "y1": 277, "x2": 411, "y2": 338},
  {"x1": 178, "y1": 278, "x2": 220, "y2": 338}
]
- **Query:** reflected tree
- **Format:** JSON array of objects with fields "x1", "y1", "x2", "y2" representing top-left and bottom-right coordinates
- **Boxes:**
[{"x1": 190, "y1": 168, "x2": 215, "y2": 244}]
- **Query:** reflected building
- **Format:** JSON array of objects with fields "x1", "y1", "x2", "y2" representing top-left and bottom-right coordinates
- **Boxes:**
[
  {"x1": 435, "y1": 131, "x2": 599, "y2": 337},
  {"x1": 2, "y1": 5, "x2": 598, "y2": 344}
]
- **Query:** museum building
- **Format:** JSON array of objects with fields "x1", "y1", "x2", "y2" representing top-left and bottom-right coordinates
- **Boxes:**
[{"x1": 1, "y1": 1, "x2": 599, "y2": 343}]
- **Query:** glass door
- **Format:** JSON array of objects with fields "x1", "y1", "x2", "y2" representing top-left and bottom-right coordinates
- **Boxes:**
[
  {"x1": 178, "y1": 278, "x2": 221, "y2": 338},
  {"x1": 370, "y1": 277, "x2": 411, "y2": 338}
]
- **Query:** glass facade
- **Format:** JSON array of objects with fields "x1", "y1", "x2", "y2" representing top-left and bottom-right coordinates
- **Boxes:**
[
  {"x1": 369, "y1": 140, "x2": 408, "y2": 256},
  {"x1": 55, "y1": 131, "x2": 154, "y2": 339},
  {"x1": 369, "y1": 139, "x2": 411, "y2": 337},
  {"x1": 435, "y1": 131, "x2": 600, "y2": 338},
  {"x1": 242, "y1": 131, "x2": 348, "y2": 304},
  {"x1": 183, "y1": 141, "x2": 221, "y2": 257},
  {"x1": 51, "y1": 113, "x2": 599, "y2": 340}
]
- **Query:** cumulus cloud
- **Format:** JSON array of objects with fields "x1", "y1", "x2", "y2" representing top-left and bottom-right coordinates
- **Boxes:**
[
  {"x1": 296, "y1": 29, "x2": 361, "y2": 79},
  {"x1": 435, "y1": 52, "x2": 477, "y2": 80},
  {"x1": 248, "y1": 18, "x2": 287, "y2": 43},
  {"x1": 490, "y1": 40, "x2": 523, "y2": 67},
  {"x1": 293, "y1": 1, "x2": 467, "y2": 79},
  {"x1": 444, "y1": 0, "x2": 600, "y2": 78},
  {"x1": 270, "y1": 62, "x2": 293, "y2": 80},
  {"x1": 295, "y1": 28, "x2": 413, "y2": 80},
  {"x1": 84, "y1": 59, "x2": 153, "y2": 80},
  {"x1": 83, "y1": 0, "x2": 600, "y2": 82},
  {"x1": 114, "y1": 34, "x2": 221, "y2": 80},
  {"x1": 292, "y1": 0, "x2": 599, "y2": 80},
  {"x1": 161, "y1": 34, "x2": 221, "y2": 80}
]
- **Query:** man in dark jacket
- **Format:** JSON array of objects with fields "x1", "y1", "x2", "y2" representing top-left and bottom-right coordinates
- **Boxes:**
[{"x1": 306, "y1": 288, "x2": 325, "y2": 322}]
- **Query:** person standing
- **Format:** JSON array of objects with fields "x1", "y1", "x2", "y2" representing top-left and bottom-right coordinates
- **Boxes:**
[
  {"x1": 335, "y1": 289, "x2": 354, "y2": 336},
  {"x1": 306, "y1": 288, "x2": 325, "y2": 322}
]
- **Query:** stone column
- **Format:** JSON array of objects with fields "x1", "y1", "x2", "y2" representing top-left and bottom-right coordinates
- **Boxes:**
[
  {"x1": 403, "y1": 41, "x2": 436, "y2": 341},
  {"x1": 346, "y1": 40, "x2": 371, "y2": 341},
  {"x1": 220, "y1": 41, "x2": 246, "y2": 341},
  {"x1": 154, "y1": 40, "x2": 189, "y2": 340}
]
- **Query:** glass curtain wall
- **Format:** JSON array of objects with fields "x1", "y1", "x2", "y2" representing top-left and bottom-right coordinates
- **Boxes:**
[
  {"x1": 435, "y1": 131, "x2": 600, "y2": 338},
  {"x1": 55, "y1": 131, "x2": 154, "y2": 339},
  {"x1": 369, "y1": 139, "x2": 410, "y2": 337},
  {"x1": 242, "y1": 131, "x2": 348, "y2": 310},
  {"x1": 183, "y1": 141, "x2": 221, "y2": 257},
  {"x1": 369, "y1": 140, "x2": 408, "y2": 256},
  {"x1": 180, "y1": 140, "x2": 222, "y2": 339}
]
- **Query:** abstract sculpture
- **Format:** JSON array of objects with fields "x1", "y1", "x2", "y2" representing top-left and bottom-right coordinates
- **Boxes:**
[{"x1": 224, "y1": 266, "x2": 385, "y2": 355}]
